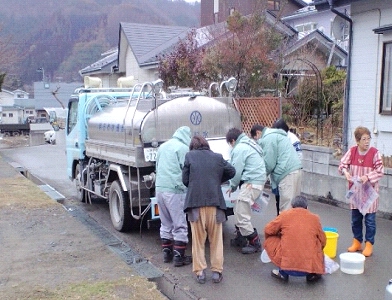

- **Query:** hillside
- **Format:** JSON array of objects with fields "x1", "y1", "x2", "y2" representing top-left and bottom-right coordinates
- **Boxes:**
[{"x1": 0, "y1": 0, "x2": 200, "y2": 90}]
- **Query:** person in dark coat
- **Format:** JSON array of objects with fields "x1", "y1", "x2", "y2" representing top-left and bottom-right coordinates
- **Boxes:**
[{"x1": 182, "y1": 135, "x2": 235, "y2": 284}]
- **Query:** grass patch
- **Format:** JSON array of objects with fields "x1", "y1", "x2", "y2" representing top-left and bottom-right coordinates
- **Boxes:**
[
  {"x1": 27, "y1": 277, "x2": 166, "y2": 300},
  {"x1": 0, "y1": 177, "x2": 56, "y2": 209}
]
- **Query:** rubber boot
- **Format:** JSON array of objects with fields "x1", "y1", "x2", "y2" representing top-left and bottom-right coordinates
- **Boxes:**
[
  {"x1": 275, "y1": 194, "x2": 280, "y2": 216},
  {"x1": 161, "y1": 239, "x2": 173, "y2": 263},
  {"x1": 347, "y1": 238, "x2": 362, "y2": 252},
  {"x1": 362, "y1": 241, "x2": 373, "y2": 257},
  {"x1": 230, "y1": 226, "x2": 248, "y2": 247},
  {"x1": 241, "y1": 229, "x2": 262, "y2": 254},
  {"x1": 173, "y1": 241, "x2": 192, "y2": 267}
]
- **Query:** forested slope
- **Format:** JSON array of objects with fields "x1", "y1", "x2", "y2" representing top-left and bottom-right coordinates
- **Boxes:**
[{"x1": 0, "y1": 0, "x2": 200, "y2": 88}]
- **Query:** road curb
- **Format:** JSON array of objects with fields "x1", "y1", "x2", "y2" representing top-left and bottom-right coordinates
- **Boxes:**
[{"x1": 5, "y1": 158, "x2": 196, "y2": 300}]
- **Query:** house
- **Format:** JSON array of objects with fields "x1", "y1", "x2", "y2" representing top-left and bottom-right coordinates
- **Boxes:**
[
  {"x1": 81, "y1": 23, "x2": 192, "y2": 87},
  {"x1": 281, "y1": 28, "x2": 347, "y2": 101},
  {"x1": 80, "y1": 13, "x2": 298, "y2": 88},
  {"x1": 282, "y1": 4, "x2": 350, "y2": 51},
  {"x1": 0, "y1": 89, "x2": 33, "y2": 124},
  {"x1": 79, "y1": 49, "x2": 119, "y2": 87},
  {"x1": 117, "y1": 23, "x2": 190, "y2": 84},
  {"x1": 315, "y1": 0, "x2": 392, "y2": 157},
  {"x1": 200, "y1": 0, "x2": 308, "y2": 27},
  {"x1": 33, "y1": 81, "x2": 81, "y2": 119}
]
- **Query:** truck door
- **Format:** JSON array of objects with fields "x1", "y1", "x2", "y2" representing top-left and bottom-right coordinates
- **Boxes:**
[{"x1": 65, "y1": 96, "x2": 85, "y2": 179}]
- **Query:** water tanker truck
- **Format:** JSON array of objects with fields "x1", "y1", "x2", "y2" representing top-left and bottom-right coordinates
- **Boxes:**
[{"x1": 66, "y1": 77, "x2": 241, "y2": 232}]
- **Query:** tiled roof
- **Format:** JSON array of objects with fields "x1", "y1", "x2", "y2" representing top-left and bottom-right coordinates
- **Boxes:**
[
  {"x1": 79, "y1": 50, "x2": 118, "y2": 75},
  {"x1": 119, "y1": 22, "x2": 191, "y2": 66},
  {"x1": 284, "y1": 29, "x2": 347, "y2": 61},
  {"x1": 34, "y1": 82, "x2": 82, "y2": 110}
]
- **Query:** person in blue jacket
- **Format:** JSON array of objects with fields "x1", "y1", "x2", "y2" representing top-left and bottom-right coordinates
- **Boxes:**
[
  {"x1": 226, "y1": 128, "x2": 267, "y2": 254},
  {"x1": 271, "y1": 119, "x2": 303, "y2": 215},
  {"x1": 155, "y1": 126, "x2": 192, "y2": 267},
  {"x1": 251, "y1": 124, "x2": 302, "y2": 212}
]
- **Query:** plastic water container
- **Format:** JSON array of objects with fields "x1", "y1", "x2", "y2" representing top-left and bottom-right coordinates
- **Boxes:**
[
  {"x1": 323, "y1": 231, "x2": 339, "y2": 258},
  {"x1": 339, "y1": 252, "x2": 365, "y2": 274},
  {"x1": 386, "y1": 279, "x2": 392, "y2": 300},
  {"x1": 323, "y1": 227, "x2": 338, "y2": 233},
  {"x1": 260, "y1": 249, "x2": 271, "y2": 263}
]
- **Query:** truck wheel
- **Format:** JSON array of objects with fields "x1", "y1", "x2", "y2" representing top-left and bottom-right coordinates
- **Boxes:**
[
  {"x1": 74, "y1": 164, "x2": 86, "y2": 202},
  {"x1": 109, "y1": 180, "x2": 132, "y2": 232}
]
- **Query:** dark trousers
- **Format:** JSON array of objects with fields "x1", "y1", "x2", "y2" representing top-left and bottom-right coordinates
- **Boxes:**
[
  {"x1": 351, "y1": 209, "x2": 376, "y2": 244},
  {"x1": 280, "y1": 270, "x2": 308, "y2": 277}
]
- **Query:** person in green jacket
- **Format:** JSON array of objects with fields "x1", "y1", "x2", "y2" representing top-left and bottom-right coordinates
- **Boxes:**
[
  {"x1": 226, "y1": 128, "x2": 267, "y2": 254},
  {"x1": 156, "y1": 126, "x2": 192, "y2": 267},
  {"x1": 250, "y1": 124, "x2": 302, "y2": 212}
]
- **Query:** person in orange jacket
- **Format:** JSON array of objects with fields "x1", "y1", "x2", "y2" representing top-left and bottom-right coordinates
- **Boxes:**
[{"x1": 264, "y1": 195, "x2": 326, "y2": 282}]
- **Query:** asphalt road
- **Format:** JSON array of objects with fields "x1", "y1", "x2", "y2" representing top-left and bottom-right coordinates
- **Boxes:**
[{"x1": 1, "y1": 130, "x2": 392, "y2": 300}]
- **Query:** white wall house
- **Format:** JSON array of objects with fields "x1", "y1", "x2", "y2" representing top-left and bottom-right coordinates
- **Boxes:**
[
  {"x1": 283, "y1": 4, "x2": 350, "y2": 51},
  {"x1": 80, "y1": 23, "x2": 190, "y2": 87},
  {"x1": 316, "y1": 0, "x2": 392, "y2": 157},
  {"x1": 79, "y1": 49, "x2": 120, "y2": 87},
  {"x1": 0, "y1": 89, "x2": 32, "y2": 124},
  {"x1": 117, "y1": 23, "x2": 190, "y2": 85}
]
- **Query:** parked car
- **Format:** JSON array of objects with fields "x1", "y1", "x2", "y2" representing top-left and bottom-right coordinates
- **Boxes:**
[{"x1": 44, "y1": 130, "x2": 56, "y2": 144}]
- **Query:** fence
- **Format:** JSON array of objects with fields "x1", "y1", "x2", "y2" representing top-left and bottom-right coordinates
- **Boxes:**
[{"x1": 234, "y1": 97, "x2": 280, "y2": 134}]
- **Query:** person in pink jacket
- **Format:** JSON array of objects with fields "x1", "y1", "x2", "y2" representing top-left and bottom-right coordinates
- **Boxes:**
[
  {"x1": 338, "y1": 126, "x2": 384, "y2": 257},
  {"x1": 263, "y1": 195, "x2": 326, "y2": 282}
]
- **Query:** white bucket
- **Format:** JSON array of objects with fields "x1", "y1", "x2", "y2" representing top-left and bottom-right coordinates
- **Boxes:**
[
  {"x1": 260, "y1": 249, "x2": 271, "y2": 263},
  {"x1": 339, "y1": 252, "x2": 366, "y2": 275}
]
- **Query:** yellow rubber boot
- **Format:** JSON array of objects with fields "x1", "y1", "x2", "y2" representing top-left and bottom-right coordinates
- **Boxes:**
[
  {"x1": 362, "y1": 241, "x2": 373, "y2": 257},
  {"x1": 347, "y1": 238, "x2": 362, "y2": 252}
]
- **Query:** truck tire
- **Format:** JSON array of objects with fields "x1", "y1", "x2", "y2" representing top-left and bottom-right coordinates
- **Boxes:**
[
  {"x1": 74, "y1": 163, "x2": 86, "y2": 202},
  {"x1": 109, "y1": 180, "x2": 132, "y2": 232}
]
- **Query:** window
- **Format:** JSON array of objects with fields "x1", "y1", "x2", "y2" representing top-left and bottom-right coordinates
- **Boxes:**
[
  {"x1": 67, "y1": 99, "x2": 79, "y2": 134},
  {"x1": 268, "y1": 0, "x2": 280, "y2": 11},
  {"x1": 381, "y1": 42, "x2": 392, "y2": 114},
  {"x1": 2, "y1": 113, "x2": 6, "y2": 117},
  {"x1": 295, "y1": 22, "x2": 318, "y2": 34},
  {"x1": 8, "y1": 113, "x2": 13, "y2": 117}
]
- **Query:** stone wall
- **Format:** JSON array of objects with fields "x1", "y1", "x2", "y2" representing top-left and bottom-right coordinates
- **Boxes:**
[{"x1": 302, "y1": 145, "x2": 392, "y2": 220}]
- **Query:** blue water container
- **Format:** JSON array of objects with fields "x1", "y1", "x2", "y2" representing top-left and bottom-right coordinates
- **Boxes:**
[{"x1": 323, "y1": 227, "x2": 338, "y2": 233}]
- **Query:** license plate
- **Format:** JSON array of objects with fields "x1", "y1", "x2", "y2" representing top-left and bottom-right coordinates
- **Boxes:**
[{"x1": 144, "y1": 147, "x2": 158, "y2": 161}]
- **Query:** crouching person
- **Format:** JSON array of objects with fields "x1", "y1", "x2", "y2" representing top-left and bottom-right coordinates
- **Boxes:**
[{"x1": 263, "y1": 195, "x2": 326, "y2": 282}]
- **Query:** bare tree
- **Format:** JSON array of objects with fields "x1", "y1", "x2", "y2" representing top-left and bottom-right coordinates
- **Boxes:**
[
  {"x1": 51, "y1": 86, "x2": 65, "y2": 109},
  {"x1": 202, "y1": 11, "x2": 283, "y2": 97},
  {"x1": 158, "y1": 29, "x2": 206, "y2": 90}
]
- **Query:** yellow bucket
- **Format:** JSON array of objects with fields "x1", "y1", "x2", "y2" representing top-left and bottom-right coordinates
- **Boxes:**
[{"x1": 323, "y1": 231, "x2": 339, "y2": 258}]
